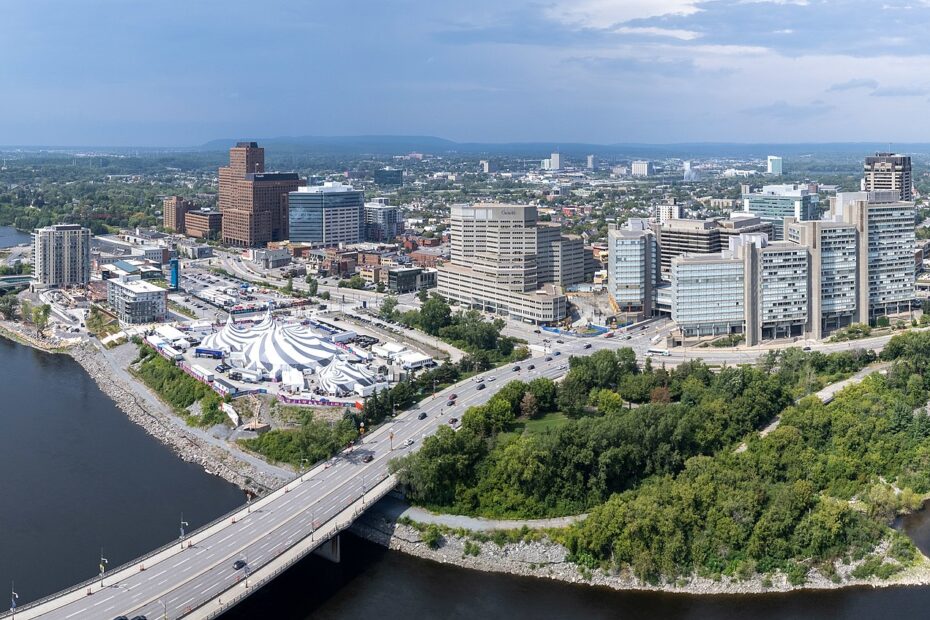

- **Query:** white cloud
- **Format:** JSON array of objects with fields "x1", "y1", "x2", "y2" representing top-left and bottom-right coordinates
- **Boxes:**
[
  {"x1": 613, "y1": 26, "x2": 701, "y2": 40},
  {"x1": 544, "y1": 0, "x2": 702, "y2": 29}
]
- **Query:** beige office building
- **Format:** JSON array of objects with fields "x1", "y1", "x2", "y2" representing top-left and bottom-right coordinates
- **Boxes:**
[{"x1": 437, "y1": 203, "x2": 570, "y2": 323}]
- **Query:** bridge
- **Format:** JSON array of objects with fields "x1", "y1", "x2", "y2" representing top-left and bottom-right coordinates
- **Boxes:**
[
  {"x1": 1, "y1": 333, "x2": 605, "y2": 620},
  {"x1": 1, "y1": 318, "x2": 895, "y2": 619}
]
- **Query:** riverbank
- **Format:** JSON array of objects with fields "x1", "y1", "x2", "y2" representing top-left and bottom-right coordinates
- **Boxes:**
[
  {"x1": 351, "y1": 503, "x2": 930, "y2": 596},
  {"x1": 0, "y1": 321, "x2": 289, "y2": 495}
]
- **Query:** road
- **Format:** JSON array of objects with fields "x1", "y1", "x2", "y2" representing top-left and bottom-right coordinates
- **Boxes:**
[{"x1": 4, "y1": 329, "x2": 633, "y2": 620}]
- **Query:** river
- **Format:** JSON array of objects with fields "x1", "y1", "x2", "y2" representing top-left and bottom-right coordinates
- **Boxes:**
[
  {"x1": 0, "y1": 226, "x2": 30, "y2": 249},
  {"x1": 7, "y1": 335, "x2": 930, "y2": 619}
]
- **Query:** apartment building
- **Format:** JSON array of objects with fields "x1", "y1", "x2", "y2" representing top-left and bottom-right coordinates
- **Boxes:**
[
  {"x1": 33, "y1": 224, "x2": 91, "y2": 287},
  {"x1": 106, "y1": 275, "x2": 167, "y2": 324},
  {"x1": 607, "y1": 220, "x2": 660, "y2": 316},
  {"x1": 742, "y1": 184, "x2": 819, "y2": 240},
  {"x1": 364, "y1": 203, "x2": 402, "y2": 242}
]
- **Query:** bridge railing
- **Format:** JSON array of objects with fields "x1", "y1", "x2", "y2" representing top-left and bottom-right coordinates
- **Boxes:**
[
  {"x1": 196, "y1": 472, "x2": 396, "y2": 620},
  {"x1": 0, "y1": 448, "x2": 346, "y2": 619}
]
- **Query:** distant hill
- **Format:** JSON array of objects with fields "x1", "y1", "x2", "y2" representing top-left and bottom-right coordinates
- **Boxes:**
[{"x1": 196, "y1": 136, "x2": 930, "y2": 159}]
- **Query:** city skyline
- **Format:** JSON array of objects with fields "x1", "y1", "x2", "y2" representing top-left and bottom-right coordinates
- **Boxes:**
[{"x1": 5, "y1": 1, "x2": 930, "y2": 146}]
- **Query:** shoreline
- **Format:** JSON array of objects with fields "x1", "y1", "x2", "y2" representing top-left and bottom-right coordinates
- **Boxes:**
[
  {"x1": 350, "y1": 502, "x2": 930, "y2": 596},
  {"x1": 0, "y1": 322, "x2": 288, "y2": 495}
]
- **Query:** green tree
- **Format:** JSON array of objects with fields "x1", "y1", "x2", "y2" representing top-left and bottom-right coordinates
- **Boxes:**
[
  {"x1": 417, "y1": 287, "x2": 429, "y2": 303},
  {"x1": 32, "y1": 303, "x2": 51, "y2": 336},
  {"x1": 305, "y1": 277, "x2": 319, "y2": 296},
  {"x1": 419, "y1": 294, "x2": 452, "y2": 335},
  {"x1": 0, "y1": 294, "x2": 19, "y2": 320},
  {"x1": 380, "y1": 296, "x2": 399, "y2": 320}
]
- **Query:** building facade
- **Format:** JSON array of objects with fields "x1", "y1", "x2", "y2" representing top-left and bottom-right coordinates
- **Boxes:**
[
  {"x1": 106, "y1": 275, "x2": 167, "y2": 324},
  {"x1": 33, "y1": 224, "x2": 91, "y2": 287},
  {"x1": 651, "y1": 215, "x2": 772, "y2": 279},
  {"x1": 184, "y1": 209, "x2": 222, "y2": 240},
  {"x1": 671, "y1": 252, "x2": 745, "y2": 338},
  {"x1": 218, "y1": 142, "x2": 303, "y2": 247},
  {"x1": 374, "y1": 169, "x2": 403, "y2": 187},
  {"x1": 631, "y1": 160, "x2": 653, "y2": 177},
  {"x1": 437, "y1": 203, "x2": 568, "y2": 323},
  {"x1": 743, "y1": 184, "x2": 819, "y2": 240},
  {"x1": 288, "y1": 182, "x2": 364, "y2": 247},
  {"x1": 162, "y1": 196, "x2": 193, "y2": 233},
  {"x1": 766, "y1": 156, "x2": 783, "y2": 175},
  {"x1": 864, "y1": 153, "x2": 912, "y2": 201},
  {"x1": 387, "y1": 267, "x2": 437, "y2": 293},
  {"x1": 607, "y1": 220, "x2": 660, "y2": 316},
  {"x1": 364, "y1": 203, "x2": 402, "y2": 242}
]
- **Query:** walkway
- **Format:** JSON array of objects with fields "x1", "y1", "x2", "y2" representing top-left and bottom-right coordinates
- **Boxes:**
[{"x1": 370, "y1": 494, "x2": 586, "y2": 531}]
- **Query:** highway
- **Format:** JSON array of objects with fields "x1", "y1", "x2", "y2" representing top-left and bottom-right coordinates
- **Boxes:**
[
  {"x1": 5, "y1": 291, "x2": 908, "y2": 619},
  {"x1": 3, "y1": 332, "x2": 627, "y2": 620}
]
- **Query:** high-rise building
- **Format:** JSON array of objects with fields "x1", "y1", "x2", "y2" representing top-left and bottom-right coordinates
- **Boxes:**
[
  {"x1": 864, "y1": 153, "x2": 912, "y2": 201},
  {"x1": 671, "y1": 252, "x2": 745, "y2": 338},
  {"x1": 766, "y1": 155, "x2": 783, "y2": 176},
  {"x1": 785, "y1": 218, "x2": 858, "y2": 339},
  {"x1": 682, "y1": 161, "x2": 698, "y2": 181},
  {"x1": 743, "y1": 184, "x2": 820, "y2": 240},
  {"x1": 218, "y1": 142, "x2": 303, "y2": 247},
  {"x1": 549, "y1": 152, "x2": 561, "y2": 171},
  {"x1": 437, "y1": 203, "x2": 568, "y2": 323},
  {"x1": 833, "y1": 191, "x2": 915, "y2": 320},
  {"x1": 586, "y1": 155, "x2": 595, "y2": 170},
  {"x1": 651, "y1": 214, "x2": 772, "y2": 279},
  {"x1": 631, "y1": 161, "x2": 653, "y2": 177},
  {"x1": 364, "y1": 202, "x2": 403, "y2": 242},
  {"x1": 162, "y1": 196, "x2": 193, "y2": 234},
  {"x1": 608, "y1": 220, "x2": 660, "y2": 316},
  {"x1": 33, "y1": 224, "x2": 91, "y2": 287},
  {"x1": 479, "y1": 160, "x2": 498, "y2": 174},
  {"x1": 288, "y1": 182, "x2": 364, "y2": 247},
  {"x1": 652, "y1": 200, "x2": 682, "y2": 224},
  {"x1": 537, "y1": 224, "x2": 585, "y2": 288}
]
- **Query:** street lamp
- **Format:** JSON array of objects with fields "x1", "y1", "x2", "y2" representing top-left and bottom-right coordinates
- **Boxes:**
[
  {"x1": 10, "y1": 581, "x2": 18, "y2": 620},
  {"x1": 158, "y1": 598, "x2": 168, "y2": 620},
  {"x1": 179, "y1": 513, "x2": 189, "y2": 548},
  {"x1": 98, "y1": 550, "x2": 108, "y2": 587}
]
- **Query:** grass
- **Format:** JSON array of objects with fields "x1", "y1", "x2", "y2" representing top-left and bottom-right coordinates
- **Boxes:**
[{"x1": 514, "y1": 411, "x2": 571, "y2": 435}]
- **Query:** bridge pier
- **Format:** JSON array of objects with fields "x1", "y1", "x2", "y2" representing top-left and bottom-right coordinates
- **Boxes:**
[{"x1": 312, "y1": 534, "x2": 341, "y2": 563}]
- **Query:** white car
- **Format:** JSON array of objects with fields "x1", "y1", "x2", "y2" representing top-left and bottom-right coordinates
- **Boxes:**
[{"x1": 403, "y1": 438, "x2": 415, "y2": 447}]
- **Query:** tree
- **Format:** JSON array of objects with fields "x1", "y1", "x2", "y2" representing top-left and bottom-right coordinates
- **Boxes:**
[
  {"x1": 32, "y1": 303, "x2": 51, "y2": 336},
  {"x1": 376, "y1": 281, "x2": 386, "y2": 294},
  {"x1": 19, "y1": 299, "x2": 32, "y2": 325},
  {"x1": 417, "y1": 287, "x2": 429, "y2": 303},
  {"x1": 283, "y1": 276, "x2": 293, "y2": 294},
  {"x1": 305, "y1": 277, "x2": 318, "y2": 296},
  {"x1": 520, "y1": 392, "x2": 539, "y2": 419},
  {"x1": 0, "y1": 294, "x2": 18, "y2": 320},
  {"x1": 419, "y1": 294, "x2": 452, "y2": 335},
  {"x1": 380, "y1": 296, "x2": 399, "y2": 320}
]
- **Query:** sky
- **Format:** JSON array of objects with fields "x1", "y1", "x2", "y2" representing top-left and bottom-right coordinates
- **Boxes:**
[{"x1": 3, "y1": 0, "x2": 930, "y2": 146}]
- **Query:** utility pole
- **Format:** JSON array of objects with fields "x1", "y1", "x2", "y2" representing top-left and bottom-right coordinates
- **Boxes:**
[{"x1": 99, "y1": 550, "x2": 108, "y2": 588}]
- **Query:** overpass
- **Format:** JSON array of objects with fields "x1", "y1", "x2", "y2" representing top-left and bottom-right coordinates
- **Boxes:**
[{"x1": 0, "y1": 320, "x2": 904, "y2": 619}]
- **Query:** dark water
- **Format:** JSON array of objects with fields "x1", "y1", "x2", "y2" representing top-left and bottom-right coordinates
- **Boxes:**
[
  {"x1": 0, "y1": 226, "x2": 30, "y2": 248},
  {"x1": 0, "y1": 337, "x2": 245, "y2": 605},
  {"x1": 8, "y1": 335, "x2": 930, "y2": 619}
]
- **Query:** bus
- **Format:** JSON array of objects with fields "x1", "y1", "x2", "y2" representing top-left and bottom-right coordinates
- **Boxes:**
[{"x1": 646, "y1": 347, "x2": 670, "y2": 357}]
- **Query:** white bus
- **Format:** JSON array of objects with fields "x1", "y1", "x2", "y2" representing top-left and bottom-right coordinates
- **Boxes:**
[{"x1": 646, "y1": 347, "x2": 670, "y2": 357}]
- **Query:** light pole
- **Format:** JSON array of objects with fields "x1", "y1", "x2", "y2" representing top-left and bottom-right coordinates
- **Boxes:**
[
  {"x1": 158, "y1": 598, "x2": 168, "y2": 620},
  {"x1": 10, "y1": 581, "x2": 18, "y2": 620},
  {"x1": 179, "y1": 513, "x2": 189, "y2": 548},
  {"x1": 99, "y1": 550, "x2": 108, "y2": 588}
]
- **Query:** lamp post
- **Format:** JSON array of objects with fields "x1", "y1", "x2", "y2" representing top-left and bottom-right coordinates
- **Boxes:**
[
  {"x1": 158, "y1": 598, "x2": 168, "y2": 620},
  {"x1": 10, "y1": 581, "x2": 18, "y2": 620},
  {"x1": 179, "y1": 513, "x2": 189, "y2": 549},
  {"x1": 98, "y1": 550, "x2": 108, "y2": 588}
]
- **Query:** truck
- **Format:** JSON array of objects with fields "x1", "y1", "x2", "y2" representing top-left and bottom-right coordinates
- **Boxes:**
[
  {"x1": 194, "y1": 348, "x2": 224, "y2": 359},
  {"x1": 190, "y1": 365, "x2": 215, "y2": 383}
]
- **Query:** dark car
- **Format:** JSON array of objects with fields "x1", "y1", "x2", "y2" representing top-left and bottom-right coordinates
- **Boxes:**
[
  {"x1": 512, "y1": 365, "x2": 521, "y2": 371},
  {"x1": 477, "y1": 383, "x2": 486, "y2": 390},
  {"x1": 114, "y1": 616, "x2": 129, "y2": 620},
  {"x1": 554, "y1": 351, "x2": 561, "y2": 356},
  {"x1": 446, "y1": 400, "x2": 455, "y2": 407},
  {"x1": 584, "y1": 343, "x2": 592, "y2": 349},
  {"x1": 527, "y1": 364, "x2": 535, "y2": 370},
  {"x1": 545, "y1": 356, "x2": 552, "y2": 361},
  {"x1": 449, "y1": 393, "x2": 458, "y2": 400},
  {"x1": 417, "y1": 411, "x2": 427, "y2": 420},
  {"x1": 449, "y1": 418, "x2": 459, "y2": 425},
  {"x1": 131, "y1": 616, "x2": 147, "y2": 620},
  {"x1": 233, "y1": 559, "x2": 247, "y2": 570},
  {"x1": 362, "y1": 454, "x2": 374, "y2": 463},
  {"x1": 533, "y1": 329, "x2": 541, "y2": 334},
  {"x1": 556, "y1": 339, "x2": 564, "y2": 344}
]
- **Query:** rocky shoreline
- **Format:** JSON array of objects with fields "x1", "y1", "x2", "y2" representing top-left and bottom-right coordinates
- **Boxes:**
[
  {"x1": 350, "y1": 509, "x2": 930, "y2": 596},
  {"x1": 0, "y1": 322, "x2": 285, "y2": 495}
]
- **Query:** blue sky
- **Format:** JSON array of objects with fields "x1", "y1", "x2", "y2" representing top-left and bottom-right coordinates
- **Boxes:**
[{"x1": 2, "y1": 0, "x2": 930, "y2": 146}]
